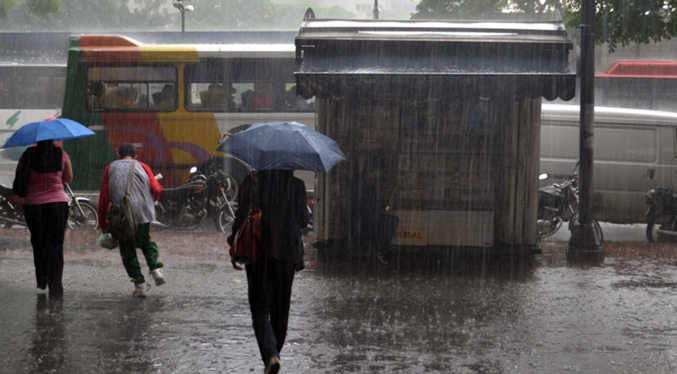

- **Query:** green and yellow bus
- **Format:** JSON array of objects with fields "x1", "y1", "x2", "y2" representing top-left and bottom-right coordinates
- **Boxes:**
[{"x1": 62, "y1": 35, "x2": 315, "y2": 190}]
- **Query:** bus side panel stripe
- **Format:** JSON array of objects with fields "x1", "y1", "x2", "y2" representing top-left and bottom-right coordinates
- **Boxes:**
[
  {"x1": 99, "y1": 113, "x2": 180, "y2": 186},
  {"x1": 157, "y1": 112, "x2": 221, "y2": 171},
  {"x1": 139, "y1": 46, "x2": 200, "y2": 63}
]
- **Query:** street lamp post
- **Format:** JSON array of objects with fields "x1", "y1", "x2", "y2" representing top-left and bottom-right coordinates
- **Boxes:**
[
  {"x1": 567, "y1": 0, "x2": 604, "y2": 264},
  {"x1": 172, "y1": 1, "x2": 194, "y2": 40}
]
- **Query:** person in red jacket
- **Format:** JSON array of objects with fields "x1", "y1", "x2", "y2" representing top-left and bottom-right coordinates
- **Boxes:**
[{"x1": 98, "y1": 143, "x2": 164, "y2": 298}]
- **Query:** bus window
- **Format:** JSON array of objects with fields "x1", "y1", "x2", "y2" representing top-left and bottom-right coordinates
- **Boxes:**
[
  {"x1": 87, "y1": 66, "x2": 176, "y2": 112},
  {"x1": 184, "y1": 58, "x2": 284, "y2": 112},
  {"x1": 103, "y1": 82, "x2": 147, "y2": 110},
  {"x1": 189, "y1": 81, "x2": 275, "y2": 112},
  {"x1": 149, "y1": 83, "x2": 176, "y2": 111},
  {"x1": 236, "y1": 82, "x2": 274, "y2": 111},
  {"x1": 283, "y1": 83, "x2": 315, "y2": 112},
  {"x1": 187, "y1": 83, "x2": 234, "y2": 111}
]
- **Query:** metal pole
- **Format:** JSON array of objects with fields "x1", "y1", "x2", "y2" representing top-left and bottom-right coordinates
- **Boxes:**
[
  {"x1": 181, "y1": 11, "x2": 185, "y2": 40},
  {"x1": 567, "y1": 0, "x2": 604, "y2": 264},
  {"x1": 373, "y1": 0, "x2": 379, "y2": 20}
]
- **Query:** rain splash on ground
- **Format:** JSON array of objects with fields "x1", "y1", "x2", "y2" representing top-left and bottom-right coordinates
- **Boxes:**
[{"x1": 1, "y1": 229, "x2": 677, "y2": 373}]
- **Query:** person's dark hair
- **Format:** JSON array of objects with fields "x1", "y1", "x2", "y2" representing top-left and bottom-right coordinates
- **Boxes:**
[
  {"x1": 118, "y1": 143, "x2": 136, "y2": 158},
  {"x1": 26, "y1": 140, "x2": 63, "y2": 174}
]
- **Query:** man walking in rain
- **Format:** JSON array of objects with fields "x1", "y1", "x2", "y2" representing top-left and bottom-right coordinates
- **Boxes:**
[{"x1": 98, "y1": 143, "x2": 165, "y2": 298}]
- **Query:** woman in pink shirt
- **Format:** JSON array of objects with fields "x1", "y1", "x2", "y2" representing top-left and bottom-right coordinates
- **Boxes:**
[{"x1": 17, "y1": 140, "x2": 73, "y2": 298}]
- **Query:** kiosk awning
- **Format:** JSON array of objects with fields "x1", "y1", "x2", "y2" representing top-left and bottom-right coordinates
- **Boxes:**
[{"x1": 295, "y1": 18, "x2": 576, "y2": 101}]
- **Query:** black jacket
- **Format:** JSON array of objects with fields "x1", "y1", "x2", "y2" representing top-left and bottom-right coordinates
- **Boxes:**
[{"x1": 229, "y1": 171, "x2": 308, "y2": 269}]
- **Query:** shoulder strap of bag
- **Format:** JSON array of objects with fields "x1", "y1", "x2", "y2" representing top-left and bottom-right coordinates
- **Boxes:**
[
  {"x1": 125, "y1": 160, "x2": 137, "y2": 199},
  {"x1": 246, "y1": 175, "x2": 255, "y2": 217}
]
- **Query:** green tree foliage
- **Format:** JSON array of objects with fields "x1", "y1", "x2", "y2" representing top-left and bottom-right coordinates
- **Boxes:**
[
  {"x1": 1, "y1": 0, "x2": 169, "y2": 30},
  {"x1": 25, "y1": 0, "x2": 61, "y2": 17},
  {"x1": 273, "y1": 2, "x2": 355, "y2": 29},
  {"x1": 0, "y1": 0, "x2": 355, "y2": 31},
  {"x1": 413, "y1": 0, "x2": 677, "y2": 51},
  {"x1": 184, "y1": 0, "x2": 354, "y2": 30},
  {"x1": 0, "y1": 0, "x2": 18, "y2": 19},
  {"x1": 183, "y1": 0, "x2": 274, "y2": 30},
  {"x1": 0, "y1": 0, "x2": 62, "y2": 19}
]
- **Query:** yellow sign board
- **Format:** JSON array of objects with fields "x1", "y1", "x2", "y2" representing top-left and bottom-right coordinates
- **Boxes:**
[{"x1": 393, "y1": 229, "x2": 427, "y2": 245}]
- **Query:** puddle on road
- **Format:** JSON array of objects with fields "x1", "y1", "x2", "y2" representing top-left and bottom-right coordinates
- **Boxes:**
[{"x1": 2, "y1": 236, "x2": 677, "y2": 373}]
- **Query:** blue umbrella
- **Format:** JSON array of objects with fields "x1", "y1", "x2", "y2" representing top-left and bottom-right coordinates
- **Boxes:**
[
  {"x1": 2, "y1": 118, "x2": 95, "y2": 148},
  {"x1": 217, "y1": 122, "x2": 346, "y2": 173}
]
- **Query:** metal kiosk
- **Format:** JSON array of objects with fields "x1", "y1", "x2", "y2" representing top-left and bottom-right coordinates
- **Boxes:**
[{"x1": 295, "y1": 17, "x2": 576, "y2": 255}]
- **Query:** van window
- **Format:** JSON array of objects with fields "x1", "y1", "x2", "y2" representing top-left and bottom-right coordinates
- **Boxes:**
[
  {"x1": 596, "y1": 127, "x2": 657, "y2": 163},
  {"x1": 540, "y1": 122, "x2": 657, "y2": 163}
]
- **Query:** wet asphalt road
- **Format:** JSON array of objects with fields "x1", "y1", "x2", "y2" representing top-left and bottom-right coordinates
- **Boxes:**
[{"x1": 2, "y1": 229, "x2": 677, "y2": 373}]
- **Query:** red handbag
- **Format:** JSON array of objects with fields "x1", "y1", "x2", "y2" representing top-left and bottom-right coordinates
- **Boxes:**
[
  {"x1": 230, "y1": 177, "x2": 262, "y2": 265},
  {"x1": 231, "y1": 207, "x2": 262, "y2": 264}
]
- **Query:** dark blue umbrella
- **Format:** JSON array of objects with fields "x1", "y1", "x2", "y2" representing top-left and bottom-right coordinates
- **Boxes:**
[
  {"x1": 2, "y1": 118, "x2": 95, "y2": 148},
  {"x1": 217, "y1": 122, "x2": 346, "y2": 173}
]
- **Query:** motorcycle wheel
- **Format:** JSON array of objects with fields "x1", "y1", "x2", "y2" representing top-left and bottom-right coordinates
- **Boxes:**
[
  {"x1": 646, "y1": 210, "x2": 677, "y2": 243},
  {"x1": 592, "y1": 220, "x2": 605, "y2": 243},
  {"x1": 217, "y1": 208, "x2": 235, "y2": 234},
  {"x1": 568, "y1": 214, "x2": 605, "y2": 243},
  {"x1": 181, "y1": 209, "x2": 208, "y2": 231},
  {"x1": 222, "y1": 173, "x2": 239, "y2": 203},
  {"x1": 67, "y1": 202, "x2": 99, "y2": 230},
  {"x1": 537, "y1": 217, "x2": 562, "y2": 239},
  {"x1": 0, "y1": 203, "x2": 17, "y2": 229}
]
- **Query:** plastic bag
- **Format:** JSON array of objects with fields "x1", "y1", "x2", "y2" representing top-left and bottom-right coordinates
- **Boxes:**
[{"x1": 97, "y1": 233, "x2": 118, "y2": 250}]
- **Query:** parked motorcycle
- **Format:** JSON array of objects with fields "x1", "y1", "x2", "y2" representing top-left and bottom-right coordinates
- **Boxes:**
[
  {"x1": 645, "y1": 186, "x2": 677, "y2": 242},
  {"x1": 0, "y1": 184, "x2": 24, "y2": 228},
  {"x1": 65, "y1": 184, "x2": 98, "y2": 230},
  {"x1": 0, "y1": 183, "x2": 97, "y2": 230},
  {"x1": 304, "y1": 191, "x2": 314, "y2": 234},
  {"x1": 537, "y1": 164, "x2": 603, "y2": 241},
  {"x1": 154, "y1": 166, "x2": 237, "y2": 232}
]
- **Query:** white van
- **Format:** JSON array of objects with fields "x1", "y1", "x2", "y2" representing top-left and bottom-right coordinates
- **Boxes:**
[{"x1": 540, "y1": 104, "x2": 677, "y2": 224}]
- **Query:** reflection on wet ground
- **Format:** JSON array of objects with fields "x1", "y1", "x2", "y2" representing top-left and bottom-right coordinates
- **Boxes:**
[{"x1": 1, "y1": 230, "x2": 677, "y2": 373}]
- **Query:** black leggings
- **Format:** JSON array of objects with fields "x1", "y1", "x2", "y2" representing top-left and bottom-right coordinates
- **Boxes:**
[
  {"x1": 23, "y1": 202, "x2": 69, "y2": 296},
  {"x1": 245, "y1": 256, "x2": 296, "y2": 366}
]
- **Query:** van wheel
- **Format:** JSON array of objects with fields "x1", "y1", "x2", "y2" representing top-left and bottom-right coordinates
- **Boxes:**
[{"x1": 647, "y1": 211, "x2": 677, "y2": 243}]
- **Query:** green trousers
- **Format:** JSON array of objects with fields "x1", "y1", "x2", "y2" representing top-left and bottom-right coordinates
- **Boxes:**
[{"x1": 119, "y1": 223, "x2": 162, "y2": 284}]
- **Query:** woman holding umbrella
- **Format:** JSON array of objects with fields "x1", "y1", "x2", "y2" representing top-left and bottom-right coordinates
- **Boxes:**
[
  {"x1": 5, "y1": 118, "x2": 94, "y2": 298},
  {"x1": 223, "y1": 122, "x2": 345, "y2": 374}
]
